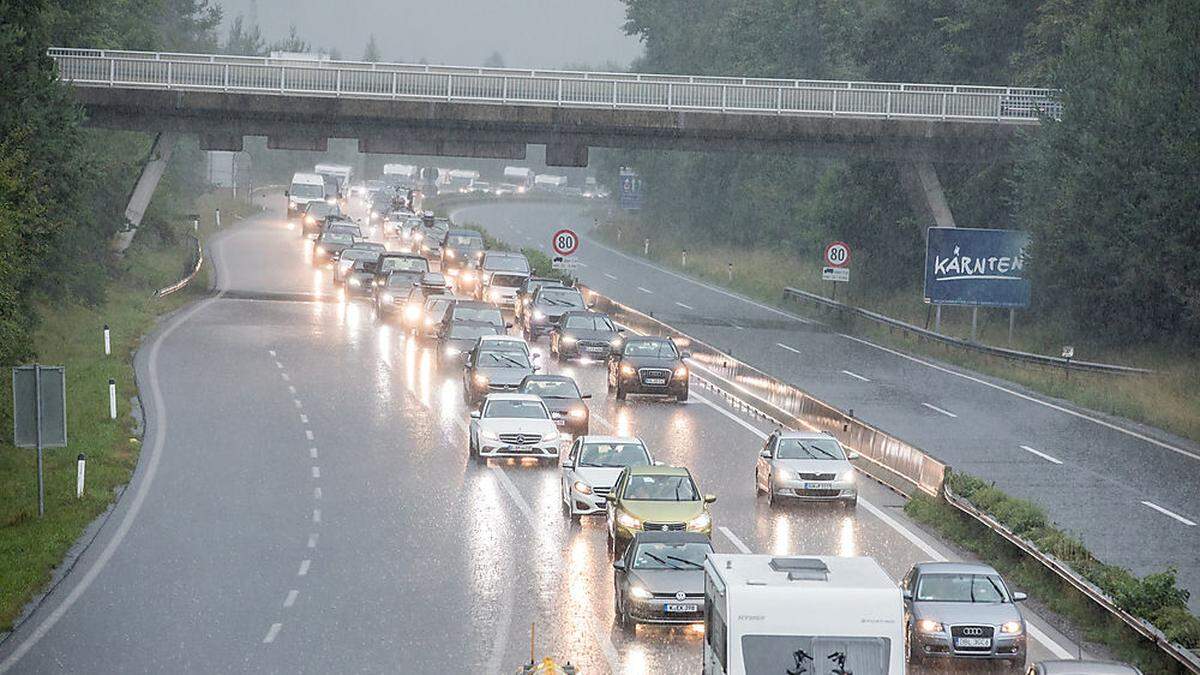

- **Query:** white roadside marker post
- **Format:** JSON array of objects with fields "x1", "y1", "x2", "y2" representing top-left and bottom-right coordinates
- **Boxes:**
[
  {"x1": 103, "y1": 324, "x2": 111, "y2": 355},
  {"x1": 108, "y1": 379, "x2": 117, "y2": 420},
  {"x1": 76, "y1": 453, "x2": 86, "y2": 498}
]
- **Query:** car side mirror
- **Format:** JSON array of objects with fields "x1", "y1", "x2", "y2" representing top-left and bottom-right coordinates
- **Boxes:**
[
  {"x1": 681, "y1": 351, "x2": 693, "y2": 359},
  {"x1": 283, "y1": 190, "x2": 289, "y2": 197},
  {"x1": 612, "y1": 559, "x2": 626, "y2": 571},
  {"x1": 531, "y1": 353, "x2": 541, "y2": 360},
  {"x1": 561, "y1": 461, "x2": 574, "y2": 469},
  {"x1": 505, "y1": 323, "x2": 513, "y2": 329},
  {"x1": 617, "y1": 328, "x2": 626, "y2": 334},
  {"x1": 581, "y1": 394, "x2": 592, "y2": 400},
  {"x1": 469, "y1": 410, "x2": 481, "y2": 419},
  {"x1": 704, "y1": 494, "x2": 717, "y2": 504},
  {"x1": 1012, "y1": 591, "x2": 1027, "y2": 602},
  {"x1": 460, "y1": 353, "x2": 471, "y2": 364},
  {"x1": 356, "y1": 218, "x2": 363, "y2": 224},
  {"x1": 532, "y1": 365, "x2": 541, "y2": 372},
  {"x1": 847, "y1": 451, "x2": 860, "y2": 460},
  {"x1": 759, "y1": 449, "x2": 771, "y2": 459},
  {"x1": 902, "y1": 589, "x2": 913, "y2": 602},
  {"x1": 588, "y1": 301, "x2": 596, "y2": 309}
]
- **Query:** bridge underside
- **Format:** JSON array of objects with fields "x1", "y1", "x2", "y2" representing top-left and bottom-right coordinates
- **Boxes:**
[{"x1": 73, "y1": 88, "x2": 1023, "y2": 167}]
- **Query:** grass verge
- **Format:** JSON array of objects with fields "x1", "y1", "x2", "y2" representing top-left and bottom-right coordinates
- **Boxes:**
[
  {"x1": 0, "y1": 191, "x2": 254, "y2": 631},
  {"x1": 592, "y1": 216, "x2": 1200, "y2": 443}
]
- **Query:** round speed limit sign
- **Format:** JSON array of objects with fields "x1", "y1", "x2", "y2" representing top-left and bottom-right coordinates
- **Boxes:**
[
  {"x1": 824, "y1": 241, "x2": 851, "y2": 268},
  {"x1": 552, "y1": 228, "x2": 579, "y2": 256}
]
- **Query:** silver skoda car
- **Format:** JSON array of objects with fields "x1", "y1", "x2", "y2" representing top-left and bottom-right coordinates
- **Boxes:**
[{"x1": 754, "y1": 430, "x2": 858, "y2": 507}]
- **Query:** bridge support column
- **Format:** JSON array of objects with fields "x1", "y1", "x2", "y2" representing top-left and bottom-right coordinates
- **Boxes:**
[
  {"x1": 200, "y1": 132, "x2": 244, "y2": 151},
  {"x1": 898, "y1": 160, "x2": 956, "y2": 231},
  {"x1": 111, "y1": 131, "x2": 178, "y2": 256},
  {"x1": 545, "y1": 143, "x2": 589, "y2": 167}
]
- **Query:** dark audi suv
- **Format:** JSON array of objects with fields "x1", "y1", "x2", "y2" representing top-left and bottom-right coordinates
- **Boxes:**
[{"x1": 607, "y1": 337, "x2": 690, "y2": 402}]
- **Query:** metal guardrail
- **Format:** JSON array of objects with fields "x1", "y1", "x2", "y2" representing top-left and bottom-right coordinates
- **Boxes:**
[
  {"x1": 583, "y1": 288, "x2": 948, "y2": 498},
  {"x1": 154, "y1": 235, "x2": 203, "y2": 298},
  {"x1": 782, "y1": 287, "x2": 1154, "y2": 375},
  {"x1": 48, "y1": 48, "x2": 1061, "y2": 123}
]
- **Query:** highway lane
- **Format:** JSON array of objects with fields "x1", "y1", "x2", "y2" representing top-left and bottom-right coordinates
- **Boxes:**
[
  {"x1": 454, "y1": 200, "x2": 1200, "y2": 611},
  {"x1": 1, "y1": 198, "x2": 1080, "y2": 673}
]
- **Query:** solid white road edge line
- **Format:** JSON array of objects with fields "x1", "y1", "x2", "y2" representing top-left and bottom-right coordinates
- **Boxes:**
[
  {"x1": 921, "y1": 402, "x2": 958, "y2": 418},
  {"x1": 691, "y1": 389, "x2": 1076, "y2": 659},
  {"x1": 1020, "y1": 445, "x2": 1064, "y2": 466},
  {"x1": 675, "y1": 301, "x2": 694, "y2": 310},
  {"x1": 636, "y1": 286, "x2": 653, "y2": 294},
  {"x1": 840, "y1": 333, "x2": 1200, "y2": 464},
  {"x1": 776, "y1": 342, "x2": 801, "y2": 355},
  {"x1": 841, "y1": 369, "x2": 871, "y2": 382},
  {"x1": 1141, "y1": 501, "x2": 1198, "y2": 527}
]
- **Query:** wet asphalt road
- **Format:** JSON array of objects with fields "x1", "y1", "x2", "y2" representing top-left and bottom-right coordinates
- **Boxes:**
[
  {"x1": 455, "y1": 200, "x2": 1200, "y2": 614},
  {"x1": 0, "y1": 199, "x2": 1080, "y2": 674}
]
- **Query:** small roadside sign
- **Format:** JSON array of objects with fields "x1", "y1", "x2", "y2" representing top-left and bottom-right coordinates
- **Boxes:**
[
  {"x1": 822, "y1": 267, "x2": 850, "y2": 282},
  {"x1": 552, "y1": 228, "x2": 579, "y2": 257},
  {"x1": 13, "y1": 365, "x2": 67, "y2": 448},
  {"x1": 1062, "y1": 346, "x2": 1074, "y2": 359},
  {"x1": 824, "y1": 241, "x2": 851, "y2": 268},
  {"x1": 552, "y1": 256, "x2": 580, "y2": 271}
]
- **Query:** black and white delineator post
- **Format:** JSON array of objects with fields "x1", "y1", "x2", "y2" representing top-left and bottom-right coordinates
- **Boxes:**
[
  {"x1": 103, "y1": 324, "x2": 111, "y2": 355},
  {"x1": 108, "y1": 378, "x2": 117, "y2": 420},
  {"x1": 76, "y1": 453, "x2": 86, "y2": 498}
]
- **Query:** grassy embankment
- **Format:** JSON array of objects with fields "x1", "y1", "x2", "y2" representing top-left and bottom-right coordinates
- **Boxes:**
[
  {"x1": 0, "y1": 192, "x2": 254, "y2": 631},
  {"x1": 592, "y1": 216, "x2": 1200, "y2": 443}
]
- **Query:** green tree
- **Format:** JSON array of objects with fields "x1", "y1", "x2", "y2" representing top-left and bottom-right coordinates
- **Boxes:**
[
  {"x1": 157, "y1": 0, "x2": 221, "y2": 52},
  {"x1": 271, "y1": 24, "x2": 309, "y2": 53},
  {"x1": 362, "y1": 34, "x2": 382, "y2": 62},
  {"x1": 482, "y1": 50, "x2": 505, "y2": 68},
  {"x1": 225, "y1": 13, "x2": 266, "y2": 56}
]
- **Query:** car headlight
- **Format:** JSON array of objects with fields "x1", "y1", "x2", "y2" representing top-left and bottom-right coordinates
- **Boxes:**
[
  {"x1": 446, "y1": 249, "x2": 456, "y2": 259},
  {"x1": 475, "y1": 251, "x2": 484, "y2": 259},
  {"x1": 629, "y1": 585, "x2": 652, "y2": 600},
  {"x1": 479, "y1": 429, "x2": 500, "y2": 442},
  {"x1": 316, "y1": 245, "x2": 327, "y2": 253},
  {"x1": 1000, "y1": 621, "x2": 1023, "y2": 635},
  {"x1": 326, "y1": 197, "x2": 336, "y2": 205},
  {"x1": 916, "y1": 619, "x2": 945, "y2": 634},
  {"x1": 488, "y1": 289, "x2": 501, "y2": 302},
  {"x1": 568, "y1": 407, "x2": 587, "y2": 419},
  {"x1": 532, "y1": 309, "x2": 546, "y2": 321},
  {"x1": 473, "y1": 373, "x2": 489, "y2": 386},
  {"x1": 616, "y1": 511, "x2": 641, "y2": 530},
  {"x1": 424, "y1": 316, "x2": 435, "y2": 326},
  {"x1": 773, "y1": 469, "x2": 794, "y2": 482},
  {"x1": 839, "y1": 469, "x2": 856, "y2": 482},
  {"x1": 610, "y1": 337, "x2": 623, "y2": 348},
  {"x1": 674, "y1": 365, "x2": 688, "y2": 379},
  {"x1": 543, "y1": 430, "x2": 560, "y2": 443},
  {"x1": 380, "y1": 292, "x2": 393, "y2": 303},
  {"x1": 572, "y1": 480, "x2": 593, "y2": 495},
  {"x1": 561, "y1": 336, "x2": 578, "y2": 345},
  {"x1": 305, "y1": 215, "x2": 316, "y2": 224},
  {"x1": 620, "y1": 364, "x2": 636, "y2": 377},
  {"x1": 444, "y1": 346, "x2": 461, "y2": 356},
  {"x1": 421, "y1": 244, "x2": 430, "y2": 252},
  {"x1": 462, "y1": 272, "x2": 476, "y2": 283},
  {"x1": 404, "y1": 304, "x2": 421, "y2": 321},
  {"x1": 687, "y1": 512, "x2": 711, "y2": 531}
]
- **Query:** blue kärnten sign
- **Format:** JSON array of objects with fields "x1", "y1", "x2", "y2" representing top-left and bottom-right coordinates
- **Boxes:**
[{"x1": 923, "y1": 227, "x2": 1031, "y2": 308}]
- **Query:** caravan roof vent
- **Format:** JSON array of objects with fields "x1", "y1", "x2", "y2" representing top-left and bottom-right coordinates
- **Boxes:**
[{"x1": 769, "y1": 557, "x2": 829, "y2": 581}]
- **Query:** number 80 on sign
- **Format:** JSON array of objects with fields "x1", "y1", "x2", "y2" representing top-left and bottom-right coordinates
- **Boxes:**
[{"x1": 552, "y1": 229, "x2": 579, "y2": 257}]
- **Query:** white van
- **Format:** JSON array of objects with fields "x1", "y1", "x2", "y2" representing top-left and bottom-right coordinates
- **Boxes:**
[
  {"x1": 314, "y1": 163, "x2": 353, "y2": 198},
  {"x1": 703, "y1": 554, "x2": 905, "y2": 675},
  {"x1": 287, "y1": 172, "x2": 327, "y2": 221}
]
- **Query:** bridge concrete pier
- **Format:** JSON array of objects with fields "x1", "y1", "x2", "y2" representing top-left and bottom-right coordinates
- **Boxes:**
[
  {"x1": 899, "y1": 159, "x2": 956, "y2": 231},
  {"x1": 112, "y1": 131, "x2": 177, "y2": 256}
]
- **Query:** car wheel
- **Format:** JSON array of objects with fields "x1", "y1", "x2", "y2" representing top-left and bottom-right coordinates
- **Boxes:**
[
  {"x1": 766, "y1": 481, "x2": 777, "y2": 508},
  {"x1": 606, "y1": 531, "x2": 615, "y2": 559},
  {"x1": 676, "y1": 387, "x2": 689, "y2": 402},
  {"x1": 617, "y1": 592, "x2": 634, "y2": 632},
  {"x1": 615, "y1": 383, "x2": 627, "y2": 401},
  {"x1": 755, "y1": 468, "x2": 763, "y2": 495},
  {"x1": 844, "y1": 496, "x2": 858, "y2": 509}
]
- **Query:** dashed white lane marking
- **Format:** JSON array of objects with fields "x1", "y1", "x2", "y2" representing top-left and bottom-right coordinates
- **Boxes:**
[
  {"x1": 309, "y1": 447, "x2": 318, "y2": 459},
  {"x1": 283, "y1": 590, "x2": 298, "y2": 608},
  {"x1": 262, "y1": 623, "x2": 282, "y2": 644},
  {"x1": 1020, "y1": 445, "x2": 1064, "y2": 465},
  {"x1": 288, "y1": 385, "x2": 296, "y2": 394},
  {"x1": 311, "y1": 467, "x2": 320, "y2": 479},
  {"x1": 314, "y1": 487, "x2": 322, "y2": 500},
  {"x1": 293, "y1": 399, "x2": 302, "y2": 409},
  {"x1": 298, "y1": 560, "x2": 311, "y2": 576},
  {"x1": 922, "y1": 402, "x2": 958, "y2": 418},
  {"x1": 1141, "y1": 501, "x2": 1197, "y2": 526},
  {"x1": 841, "y1": 369, "x2": 870, "y2": 382},
  {"x1": 718, "y1": 526, "x2": 752, "y2": 554},
  {"x1": 299, "y1": 414, "x2": 309, "y2": 424},
  {"x1": 305, "y1": 430, "x2": 314, "y2": 440},
  {"x1": 636, "y1": 286, "x2": 653, "y2": 294},
  {"x1": 731, "y1": 324, "x2": 745, "y2": 330},
  {"x1": 312, "y1": 508, "x2": 321, "y2": 523},
  {"x1": 776, "y1": 342, "x2": 801, "y2": 355},
  {"x1": 268, "y1": 350, "x2": 276, "y2": 357},
  {"x1": 281, "y1": 373, "x2": 290, "y2": 381},
  {"x1": 839, "y1": 333, "x2": 1200, "y2": 464},
  {"x1": 603, "y1": 272, "x2": 618, "y2": 280},
  {"x1": 675, "y1": 301, "x2": 694, "y2": 310},
  {"x1": 275, "y1": 361, "x2": 283, "y2": 369}
]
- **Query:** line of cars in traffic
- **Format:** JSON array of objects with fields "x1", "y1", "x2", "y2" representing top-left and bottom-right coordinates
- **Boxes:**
[{"x1": 292, "y1": 174, "x2": 1137, "y2": 675}]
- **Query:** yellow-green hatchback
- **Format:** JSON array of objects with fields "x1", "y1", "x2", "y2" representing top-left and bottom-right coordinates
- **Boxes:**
[{"x1": 606, "y1": 464, "x2": 716, "y2": 557}]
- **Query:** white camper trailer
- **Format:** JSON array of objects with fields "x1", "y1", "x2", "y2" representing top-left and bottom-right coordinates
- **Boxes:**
[
  {"x1": 703, "y1": 554, "x2": 905, "y2": 675},
  {"x1": 502, "y1": 166, "x2": 535, "y2": 192}
]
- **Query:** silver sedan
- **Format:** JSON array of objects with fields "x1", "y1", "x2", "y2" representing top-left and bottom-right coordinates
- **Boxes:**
[{"x1": 754, "y1": 430, "x2": 858, "y2": 507}]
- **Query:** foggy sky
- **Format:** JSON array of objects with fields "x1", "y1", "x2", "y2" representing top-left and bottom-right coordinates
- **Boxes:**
[{"x1": 218, "y1": 0, "x2": 642, "y2": 69}]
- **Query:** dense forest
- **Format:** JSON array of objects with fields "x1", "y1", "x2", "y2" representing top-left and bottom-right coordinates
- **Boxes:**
[{"x1": 605, "y1": 0, "x2": 1199, "y2": 346}]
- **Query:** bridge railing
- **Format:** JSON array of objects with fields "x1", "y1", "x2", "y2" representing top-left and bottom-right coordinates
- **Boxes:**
[{"x1": 49, "y1": 48, "x2": 1061, "y2": 123}]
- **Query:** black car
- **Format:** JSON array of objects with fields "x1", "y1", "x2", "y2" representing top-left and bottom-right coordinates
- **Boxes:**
[
  {"x1": 441, "y1": 229, "x2": 486, "y2": 276},
  {"x1": 372, "y1": 252, "x2": 429, "y2": 290},
  {"x1": 313, "y1": 231, "x2": 355, "y2": 266},
  {"x1": 439, "y1": 300, "x2": 506, "y2": 337},
  {"x1": 607, "y1": 337, "x2": 690, "y2": 401},
  {"x1": 523, "y1": 285, "x2": 588, "y2": 340},
  {"x1": 419, "y1": 272, "x2": 451, "y2": 295},
  {"x1": 612, "y1": 531, "x2": 712, "y2": 629},
  {"x1": 551, "y1": 311, "x2": 622, "y2": 361},
  {"x1": 462, "y1": 346, "x2": 537, "y2": 406},
  {"x1": 375, "y1": 279, "x2": 424, "y2": 330},
  {"x1": 301, "y1": 201, "x2": 342, "y2": 237},
  {"x1": 515, "y1": 277, "x2": 565, "y2": 324},
  {"x1": 519, "y1": 374, "x2": 591, "y2": 436},
  {"x1": 344, "y1": 259, "x2": 377, "y2": 296},
  {"x1": 437, "y1": 320, "x2": 504, "y2": 363}
]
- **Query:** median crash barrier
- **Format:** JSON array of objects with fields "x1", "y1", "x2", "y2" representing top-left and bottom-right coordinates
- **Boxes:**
[
  {"x1": 582, "y1": 285, "x2": 1200, "y2": 673},
  {"x1": 582, "y1": 286, "x2": 947, "y2": 498}
]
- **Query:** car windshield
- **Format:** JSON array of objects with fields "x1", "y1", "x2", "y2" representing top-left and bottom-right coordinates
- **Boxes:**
[
  {"x1": 380, "y1": 257, "x2": 428, "y2": 273},
  {"x1": 631, "y1": 542, "x2": 711, "y2": 570},
  {"x1": 321, "y1": 233, "x2": 353, "y2": 245},
  {"x1": 425, "y1": 298, "x2": 452, "y2": 317},
  {"x1": 916, "y1": 573, "x2": 1011, "y2": 603},
  {"x1": 483, "y1": 399, "x2": 548, "y2": 419},
  {"x1": 453, "y1": 306, "x2": 503, "y2": 324},
  {"x1": 328, "y1": 225, "x2": 360, "y2": 237},
  {"x1": 352, "y1": 242, "x2": 385, "y2": 252},
  {"x1": 564, "y1": 315, "x2": 616, "y2": 331},
  {"x1": 386, "y1": 275, "x2": 417, "y2": 289},
  {"x1": 623, "y1": 341, "x2": 678, "y2": 358},
  {"x1": 480, "y1": 340, "x2": 528, "y2": 354},
  {"x1": 475, "y1": 350, "x2": 531, "y2": 369},
  {"x1": 484, "y1": 255, "x2": 530, "y2": 273},
  {"x1": 341, "y1": 249, "x2": 381, "y2": 262},
  {"x1": 448, "y1": 324, "x2": 498, "y2": 339},
  {"x1": 521, "y1": 379, "x2": 580, "y2": 398},
  {"x1": 622, "y1": 474, "x2": 699, "y2": 501},
  {"x1": 291, "y1": 183, "x2": 324, "y2": 198},
  {"x1": 422, "y1": 274, "x2": 446, "y2": 285},
  {"x1": 538, "y1": 288, "x2": 585, "y2": 307},
  {"x1": 490, "y1": 273, "x2": 527, "y2": 288},
  {"x1": 447, "y1": 234, "x2": 482, "y2": 247},
  {"x1": 578, "y1": 442, "x2": 650, "y2": 467},
  {"x1": 776, "y1": 438, "x2": 847, "y2": 460},
  {"x1": 307, "y1": 203, "x2": 339, "y2": 217}
]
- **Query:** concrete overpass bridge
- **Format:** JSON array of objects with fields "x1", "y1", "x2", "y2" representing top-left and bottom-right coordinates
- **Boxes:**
[{"x1": 51, "y1": 48, "x2": 1059, "y2": 238}]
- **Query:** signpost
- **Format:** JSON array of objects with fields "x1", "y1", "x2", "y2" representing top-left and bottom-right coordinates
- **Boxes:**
[
  {"x1": 551, "y1": 228, "x2": 580, "y2": 271},
  {"x1": 618, "y1": 167, "x2": 642, "y2": 210},
  {"x1": 822, "y1": 241, "x2": 851, "y2": 300},
  {"x1": 923, "y1": 227, "x2": 1031, "y2": 340},
  {"x1": 13, "y1": 365, "x2": 68, "y2": 517}
]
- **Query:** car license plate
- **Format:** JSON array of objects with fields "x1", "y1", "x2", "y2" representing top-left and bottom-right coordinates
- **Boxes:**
[
  {"x1": 645, "y1": 377, "x2": 666, "y2": 385},
  {"x1": 586, "y1": 346, "x2": 605, "y2": 353},
  {"x1": 664, "y1": 603, "x2": 698, "y2": 613},
  {"x1": 955, "y1": 637, "x2": 991, "y2": 649},
  {"x1": 554, "y1": 420, "x2": 566, "y2": 427},
  {"x1": 803, "y1": 482, "x2": 830, "y2": 490}
]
